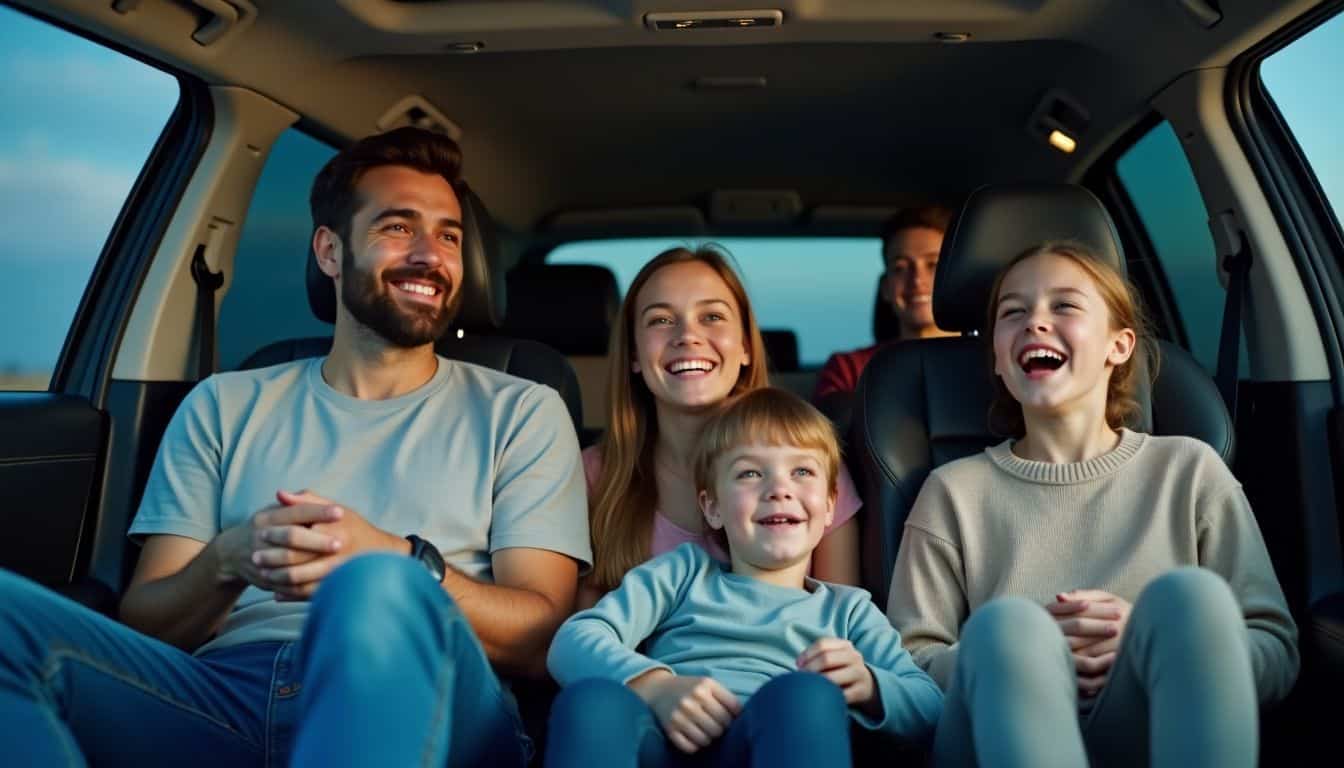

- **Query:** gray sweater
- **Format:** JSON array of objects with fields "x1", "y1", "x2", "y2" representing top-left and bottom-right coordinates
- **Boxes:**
[
  {"x1": 887, "y1": 429, "x2": 1299, "y2": 704},
  {"x1": 548, "y1": 542, "x2": 943, "y2": 743}
]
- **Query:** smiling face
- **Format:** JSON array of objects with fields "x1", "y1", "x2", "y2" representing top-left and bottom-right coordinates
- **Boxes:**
[
  {"x1": 699, "y1": 443, "x2": 835, "y2": 580},
  {"x1": 882, "y1": 225, "x2": 945, "y2": 338},
  {"x1": 319, "y1": 164, "x2": 465, "y2": 348},
  {"x1": 992, "y1": 251, "x2": 1136, "y2": 425},
  {"x1": 631, "y1": 260, "x2": 751, "y2": 412}
]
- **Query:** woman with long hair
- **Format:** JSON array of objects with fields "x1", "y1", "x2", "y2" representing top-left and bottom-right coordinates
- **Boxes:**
[{"x1": 581, "y1": 245, "x2": 861, "y2": 605}]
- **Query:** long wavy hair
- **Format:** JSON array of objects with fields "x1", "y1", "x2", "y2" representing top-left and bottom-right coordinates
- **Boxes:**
[
  {"x1": 986, "y1": 241, "x2": 1158, "y2": 437},
  {"x1": 588, "y1": 246, "x2": 769, "y2": 591}
]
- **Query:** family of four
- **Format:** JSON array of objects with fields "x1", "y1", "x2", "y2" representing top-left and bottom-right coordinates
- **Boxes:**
[{"x1": 0, "y1": 127, "x2": 1297, "y2": 768}]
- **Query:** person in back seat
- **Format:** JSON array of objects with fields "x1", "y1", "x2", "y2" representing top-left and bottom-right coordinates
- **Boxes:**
[
  {"x1": 547, "y1": 388, "x2": 941, "y2": 766},
  {"x1": 0, "y1": 127, "x2": 589, "y2": 767},
  {"x1": 813, "y1": 205, "x2": 956, "y2": 402},
  {"x1": 886, "y1": 242, "x2": 1297, "y2": 767},
  {"x1": 581, "y1": 246, "x2": 862, "y2": 608}
]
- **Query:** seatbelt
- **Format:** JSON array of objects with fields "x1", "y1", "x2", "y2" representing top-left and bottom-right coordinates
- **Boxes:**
[
  {"x1": 1213, "y1": 218, "x2": 1251, "y2": 421},
  {"x1": 190, "y1": 244, "x2": 224, "y2": 380}
]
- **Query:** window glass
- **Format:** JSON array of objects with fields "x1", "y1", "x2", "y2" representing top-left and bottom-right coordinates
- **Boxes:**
[
  {"x1": 218, "y1": 130, "x2": 337, "y2": 370},
  {"x1": 1116, "y1": 121, "x2": 1223, "y2": 373},
  {"x1": 0, "y1": 6, "x2": 179, "y2": 390},
  {"x1": 1262, "y1": 12, "x2": 1344, "y2": 228},
  {"x1": 548, "y1": 238, "x2": 881, "y2": 367}
]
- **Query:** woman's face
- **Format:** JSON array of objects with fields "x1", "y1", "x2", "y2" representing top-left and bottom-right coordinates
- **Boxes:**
[
  {"x1": 991, "y1": 252, "x2": 1134, "y2": 422},
  {"x1": 631, "y1": 260, "x2": 751, "y2": 412}
]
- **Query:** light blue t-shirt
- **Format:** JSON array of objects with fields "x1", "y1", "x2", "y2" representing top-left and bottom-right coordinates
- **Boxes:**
[
  {"x1": 547, "y1": 543, "x2": 942, "y2": 744},
  {"x1": 129, "y1": 356, "x2": 591, "y2": 655}
]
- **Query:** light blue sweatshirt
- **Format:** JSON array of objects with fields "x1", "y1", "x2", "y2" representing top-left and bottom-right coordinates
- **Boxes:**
[{"x1": 547, "y1": 543, "x2": 943, "y2": 744}]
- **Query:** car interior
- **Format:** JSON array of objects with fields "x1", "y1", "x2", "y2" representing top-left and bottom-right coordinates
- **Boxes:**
[{"x1": 4, "y1": 0, "x2": 1344, "y2": 762}]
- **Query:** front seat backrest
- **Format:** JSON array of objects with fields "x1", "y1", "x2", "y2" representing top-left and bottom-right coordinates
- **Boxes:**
[
  {"x1": 852, "y1": 183, "x2": 1235, "y2": 604},
  {"x1": 241, "y1": 185, "x2": 583, "y2": 428}
]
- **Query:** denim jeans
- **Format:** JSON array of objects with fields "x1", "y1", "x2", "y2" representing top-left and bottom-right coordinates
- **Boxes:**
[
  {"x1": 0, "y1": 553, "x2": 529, "y2": 767},
  {"x1": 545, "y1": 671, "x2": 852, "y2": 768},
  {"x1": 933, "y1": 568, "x2": 1258, "y2": 768}
]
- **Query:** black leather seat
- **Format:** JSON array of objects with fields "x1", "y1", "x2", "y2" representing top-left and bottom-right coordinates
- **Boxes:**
[
  {"x1": 503, "y1": 263, "x2": 619, "y2": 356},
  {"x1": 761, "y1": 329, "x2": 800, "y2": 373},
  {"x1": 240, "y1": 188, "x2": 583, "y2": 430},
  {"x1": 852, "y1": 183, "x2": 1235, "y2": 603}
]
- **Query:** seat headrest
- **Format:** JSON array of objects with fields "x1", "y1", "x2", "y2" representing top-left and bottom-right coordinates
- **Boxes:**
[
  {"x1": 933, "y1": 184, "x2": 1125, "y2": 333},
  {"x1": 305, "y1": 184, "x2": 506, "y2": 332},
  {"x1": 760, "y1": 329, "x2": 800, "y2": 372},
  {"x1": 503, "y1": 264, "x2": 619, "y2": 355}
]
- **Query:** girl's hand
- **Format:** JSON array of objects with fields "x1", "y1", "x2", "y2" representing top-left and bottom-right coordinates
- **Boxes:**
[
  {"x1": 628, "y1": 670, "x2": 740, "y2": 754},
  {"x1": 1046, "y1": 590, "x2": 1132, "y2": 697},
  {"x1": 797, "y1": 637, "x2": 878, "y2": 713}
]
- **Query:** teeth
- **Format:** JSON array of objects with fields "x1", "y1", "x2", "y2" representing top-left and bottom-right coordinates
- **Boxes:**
[
  {"x1": 1019, "y1": 348, "x2": 1064, "y2": 366},
  {"x1": 668, "y1": 360, "x2": 714, "y2": 374},
  {"x1": 395, "y1": 282, "x2": 437, "y2": 296}
]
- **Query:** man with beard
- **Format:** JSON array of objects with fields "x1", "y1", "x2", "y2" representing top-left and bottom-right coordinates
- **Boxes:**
[{"x1": 0, "y1": 128, "x2": 590, "y2": 767}]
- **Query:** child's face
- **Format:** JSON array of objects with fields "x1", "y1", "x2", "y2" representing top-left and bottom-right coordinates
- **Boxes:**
[
  {"x1": 698, "y1": 443, "x2": 835, "y2": 576},
  {"x1": 992, "y1": 252, "x2": 1135, "y2": 422}
]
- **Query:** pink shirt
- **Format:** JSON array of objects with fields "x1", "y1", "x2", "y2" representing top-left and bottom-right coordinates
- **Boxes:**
[{"x1": 581, "y1": 445, "x2": 861, "y2": 564}]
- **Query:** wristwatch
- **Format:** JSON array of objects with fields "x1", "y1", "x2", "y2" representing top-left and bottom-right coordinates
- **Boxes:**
[{"x1": 405, "y1": 534, "x2": 446, "y2": 583}]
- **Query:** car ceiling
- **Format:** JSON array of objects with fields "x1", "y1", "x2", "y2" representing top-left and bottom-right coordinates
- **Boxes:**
[{"x1": 23, "y1": 0, "x2": 1321, "y2": 234}]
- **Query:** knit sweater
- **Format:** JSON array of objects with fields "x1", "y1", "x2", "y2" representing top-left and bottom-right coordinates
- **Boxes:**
[
  {"x1": 886, "y1": 429, "x2": 1298, "y2": 705},
  {"x1": 549, "y1": 543, "x2": 943, "y2": 743}
]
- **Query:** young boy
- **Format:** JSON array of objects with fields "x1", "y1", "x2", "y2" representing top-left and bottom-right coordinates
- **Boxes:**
[{"x1": 545, "y1": 388, "x2": 942, "y2": 767}]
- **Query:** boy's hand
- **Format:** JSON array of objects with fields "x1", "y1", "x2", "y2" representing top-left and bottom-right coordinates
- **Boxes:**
[
  {"x1": 797, "y1": 637, "x2": 877, "y2": 711},
  {"x1": 1046, "y1": 590, "x2": 1132, "y2": 697},
  {"x1": 628, "y1": 669, "x2": 740, "y2": 754}
]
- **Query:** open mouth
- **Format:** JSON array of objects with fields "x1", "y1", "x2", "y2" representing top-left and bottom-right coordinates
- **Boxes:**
[
  {"x1": 1017, "y1": 345, "x2": 1067, "y2": 375},
  {"x1": 390, "y1": 279, "x2": 445, "y2": 304},
  {"x1": 664, "y1": 359, "x2": 717, "y2": 377},
  {"x1": 757, "y1": 514, "x2": 804, "y2": 528}
]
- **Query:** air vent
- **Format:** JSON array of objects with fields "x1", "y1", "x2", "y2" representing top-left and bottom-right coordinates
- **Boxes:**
[
  {"x1": 375, "y1": 95, "x2": 463, "y2": 141},
  {"x1": 645, "y1": 10, "x2": 783, "y2": 31}
]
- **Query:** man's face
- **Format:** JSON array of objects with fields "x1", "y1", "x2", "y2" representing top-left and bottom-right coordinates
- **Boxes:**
[
  {"x1": 881, "y1": 226, "x2": 945, "y2": 338},
  {"x1": 334, "y1": 165, "x2": 465, "y2": 348}
]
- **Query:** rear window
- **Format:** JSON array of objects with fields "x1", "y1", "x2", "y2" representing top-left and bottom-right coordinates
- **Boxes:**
[{"x1": 547, "y1": 238, "x2": 880, "y2": 367}]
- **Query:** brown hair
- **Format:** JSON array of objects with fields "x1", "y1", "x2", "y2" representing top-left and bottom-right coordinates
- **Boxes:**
[
  {"x1": 880, "y1": 204, "x2": 954, "y2": 261},
  {"x1": 986, "y1": 241, "x2": 1157, "y2": 437},
  {"x1": 588, "y1": 246, "x2": 769, "y2": 590},
  {"x1": 310, "y1": 126, "x2": 463, "y2": 244},
  {"x1": 693, "y1": 388, "x2": 841, "y2": 501}
]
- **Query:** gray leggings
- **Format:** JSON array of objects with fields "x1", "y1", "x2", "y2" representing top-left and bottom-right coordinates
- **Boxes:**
[{"x1": 933, "y1": 567, "x2": 1257, "y2": 768}]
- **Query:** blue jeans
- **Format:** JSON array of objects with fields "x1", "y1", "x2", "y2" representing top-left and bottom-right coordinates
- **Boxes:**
[
  {"x1": 933, "y1": 568, "x2": 1257, "y2": 768},
  {"x1": 545, "y1": 672, "x2": 852, "y2": 768},
  {"x1": 0, "y1": 554, "x2": 529, "y2": 767}
]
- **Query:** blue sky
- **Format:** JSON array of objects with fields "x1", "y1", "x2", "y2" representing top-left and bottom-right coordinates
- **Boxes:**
[{"x1": 3, "y1": 3, "x2": 1343, "y2": 380}]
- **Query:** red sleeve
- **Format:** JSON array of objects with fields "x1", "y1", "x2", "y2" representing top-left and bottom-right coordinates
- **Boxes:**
[{"x1": 813, "y1": 351, "x2": 861, "y2": 401}]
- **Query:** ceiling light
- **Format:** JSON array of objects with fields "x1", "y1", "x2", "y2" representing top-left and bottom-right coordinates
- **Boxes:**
[
  {"x1": 933, "y1": 32, "x2": 971, "y2": 43},
  {"x1": 1048, "y1": 130, "x2": 1077, "y2": 154},
  {"x1": 645, "y1": 10, "x2": 784, "y2": 31}
]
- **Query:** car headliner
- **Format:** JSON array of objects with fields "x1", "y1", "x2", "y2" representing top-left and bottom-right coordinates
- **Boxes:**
[{"x1": 23, "y1": 0, "x2": 1319, "y2": 234}]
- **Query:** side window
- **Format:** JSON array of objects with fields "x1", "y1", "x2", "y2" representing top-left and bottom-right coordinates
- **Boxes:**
[
  {"x1": 1115, "y1": 121, "x2": 1223, "y2": 373},
  {"x1": 218, "y1": 129, "x2": 336, "y2": 370},
  {"x1": 547, "y1": 238, "x2": 881, "y2": 367},
  {"x1": 0, "y1": 6, "x2": 179, "y2": 390},
  {"x1": 1261, "y1": 13, "x2": 1344, "y2": 229}
]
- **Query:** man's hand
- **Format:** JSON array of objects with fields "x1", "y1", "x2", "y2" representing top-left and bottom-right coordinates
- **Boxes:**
[
  {"x1": 253, "y1": 490, "x2": 407, "y2": 600},
  {"x1": 628, "y1": 670, "x2": 741, "y2": 754},
  {"x1": 1046, "y1": 590, "x2": 1132, "y2": 698},
  {"x1": 215, "y1": 497, "x2": 344, "y2": 590},
  {"x1": 797, "y1": 637, "x2": 878, "y2": 714}
]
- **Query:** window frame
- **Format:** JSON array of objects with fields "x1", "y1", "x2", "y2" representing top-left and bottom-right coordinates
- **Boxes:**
[
  {"x1": 1230, "y1": 0, "x2": 1344, "y2": 403},
  {"x1": 2, "y1": 3, "x2": 214, "y2": 404}
]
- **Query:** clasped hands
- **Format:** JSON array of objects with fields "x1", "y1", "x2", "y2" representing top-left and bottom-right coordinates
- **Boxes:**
[
  {"x1": 217, "y1": 490, "x2": 407, "y2": 600},
  {"x1": 1046, "y1": 589, "x2": 1133, "y2": 698}
]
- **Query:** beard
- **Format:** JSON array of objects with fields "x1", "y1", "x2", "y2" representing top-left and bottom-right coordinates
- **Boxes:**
[{"x1": 340, "y1": 247, "x2": 462, "y2": 348}]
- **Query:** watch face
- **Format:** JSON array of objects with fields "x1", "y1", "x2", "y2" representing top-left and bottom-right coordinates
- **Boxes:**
[{"x1": 409, "y1": 535, "x2": 446, "y2": 583}]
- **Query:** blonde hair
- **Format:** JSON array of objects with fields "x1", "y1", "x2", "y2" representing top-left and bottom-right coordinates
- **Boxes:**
[
  {"x1": 986, "y1": 241, "x2": 1158, "y2": 437},
  {"x1": 692, "y1": 388, "x2": 841, "y2": 500},
  {"x1": 588, "y1": 246, "x2": 770, "y2": 591}
]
